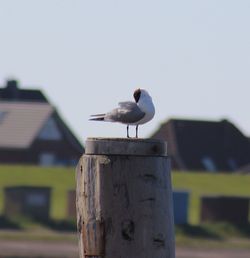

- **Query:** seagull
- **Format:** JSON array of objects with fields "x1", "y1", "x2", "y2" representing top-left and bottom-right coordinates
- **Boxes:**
[{"x1": 90, "y1": 88, "x2": 155, "y2": 138}]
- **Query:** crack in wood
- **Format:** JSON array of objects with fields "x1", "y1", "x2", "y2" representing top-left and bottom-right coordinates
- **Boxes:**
[
  {"x1": 153, "y1": 234, "x2": 165, "y2": 247},
  {"x1": 140, "y1": 173, "x2": 157, "y2": 182},
  {"x1": 121, "y1": 220, "x2": 135, "y2": 241}
]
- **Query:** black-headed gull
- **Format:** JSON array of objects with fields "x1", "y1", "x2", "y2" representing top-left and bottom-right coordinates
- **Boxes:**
[{"x1": 90, "y1": 89, "x2": 155, "y2": 138}]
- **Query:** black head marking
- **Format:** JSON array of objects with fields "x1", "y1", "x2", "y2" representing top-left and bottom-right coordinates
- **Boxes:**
[{"x1": 133, "y1": 88, "x2": 141, "y2": 103}]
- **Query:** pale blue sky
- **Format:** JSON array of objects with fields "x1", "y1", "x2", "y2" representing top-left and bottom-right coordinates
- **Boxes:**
[{"x1": 0, "y1": 1, "x2": 249, "y2": 143}]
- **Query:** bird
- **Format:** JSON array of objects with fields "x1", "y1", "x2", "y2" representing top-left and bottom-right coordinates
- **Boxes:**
[{"x1": 89, "y1": 88, "x2": 155, "y2": 138}]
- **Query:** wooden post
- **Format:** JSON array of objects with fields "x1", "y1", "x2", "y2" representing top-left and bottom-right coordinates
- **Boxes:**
[{"x1": 76, "y1": 138, "x2": 175, "y2": 258}]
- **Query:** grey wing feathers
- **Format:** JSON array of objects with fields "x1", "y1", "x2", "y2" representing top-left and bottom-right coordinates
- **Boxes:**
[
  {"x1": 118, "y1": 101, "x2": 137, "y2": 108},
  {"x1": 105, "y1": 101, "x2": 145, "y2": 123}
]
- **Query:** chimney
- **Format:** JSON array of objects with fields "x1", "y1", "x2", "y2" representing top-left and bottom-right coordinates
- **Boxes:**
[{"x1": 5, "y1": 80, "x2": 19, "y2": 99}]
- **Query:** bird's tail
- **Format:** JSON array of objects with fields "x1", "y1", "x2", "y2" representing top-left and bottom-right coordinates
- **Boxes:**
[{"x1": 89, "y1": 114, "x2": 106, "y2": 121}]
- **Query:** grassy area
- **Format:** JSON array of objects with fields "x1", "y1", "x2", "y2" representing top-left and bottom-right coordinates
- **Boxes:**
[
  {"x1": 0, "y1": 228, "x2": 77, "y2": 242},
  {"x1": 0, "y1": 165, "x2": 250, "y2": 249},
  {"x1": 175, "y1": 223, "x2": 250, "y2": 248},
  {"x1": 0, "y1": 165, "x2": 250, "y2": 224},
  {"x1": 172, "y1": 171, "x2": 250, "y2": 224},
  {"x1": 0, "y1": 165, "x2": 75, "y2": 219}
]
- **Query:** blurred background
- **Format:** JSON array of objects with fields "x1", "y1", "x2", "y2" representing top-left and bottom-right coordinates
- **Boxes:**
[{"x1": 0, "y1": 1, "x2": 249, "y2": 257}]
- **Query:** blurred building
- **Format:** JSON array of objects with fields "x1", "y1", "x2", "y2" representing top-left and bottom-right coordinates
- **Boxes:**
[
  {"x1": 0, "y1": 79, "x2": 48, "y2": 103},
  {"x1": 0, "y1": 80, "x2": 83, "y2": 166},
  {"x1": 237, "y1": 163, "x2": 250, "y2": 174},
  {"x1": 67, "y1": 190, "x2": 76, "y2": 219},
  {"x1": 151, "y1": 118, "x2": 250, "y2": 172},
  {"x1": 200, "y1": 195, "x2": 250, "y2": 224},
  {"x1": 173, "y1": 190, "x2": 189, "y2": 224},
  {"x1": 4, "y1": 186, "x2": 51, "y2": 220}
]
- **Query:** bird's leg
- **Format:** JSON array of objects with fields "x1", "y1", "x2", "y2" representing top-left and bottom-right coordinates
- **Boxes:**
[
  {"x1": 127, "y1": 125, "x2": 130, "y2": 138},
  {"x1": 136, "y1": 125, "x2": 139, "y2": 138}
]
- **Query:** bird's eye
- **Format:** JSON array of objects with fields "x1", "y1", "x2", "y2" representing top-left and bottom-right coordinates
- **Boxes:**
[{"x1": 133, "y1": 89, "x2": 141, "y2": 103}]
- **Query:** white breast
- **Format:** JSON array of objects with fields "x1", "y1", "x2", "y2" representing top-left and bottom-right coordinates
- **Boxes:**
[{"x1": 135, "y1": 93, "x2": 155, "y2": 125}]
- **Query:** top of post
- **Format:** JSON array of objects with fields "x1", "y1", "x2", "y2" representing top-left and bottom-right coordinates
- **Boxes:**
[{"x1": 85, "y1": 137, "x2": 167, "y2": 156}]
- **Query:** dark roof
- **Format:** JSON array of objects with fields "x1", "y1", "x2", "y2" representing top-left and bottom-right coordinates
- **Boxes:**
[
  {"x1": 0, "y1": 80, "x2": 48, "y2": 102},
  {"x1": 151, "y1": 118, "x2": 250, "y2": 172}
]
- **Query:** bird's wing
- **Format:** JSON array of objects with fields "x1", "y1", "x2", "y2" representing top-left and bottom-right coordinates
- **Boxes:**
[
  {"x1": 105, "y1": 101, "x2": 145, "y2": 123},
  {"x1": 118, "y1": 101, "x2": 137, "y2": 108}
]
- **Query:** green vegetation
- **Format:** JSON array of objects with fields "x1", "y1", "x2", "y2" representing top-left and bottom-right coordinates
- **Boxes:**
[
  {"x1": 0, "y1": 165, "x2": 249, "y2": 224},
  {"x1": 175, "y1": 223, "x2": 250, "y2": 248},
  {"x1": 172, "y1": 171, "x2": 250, "y2": 224},
  {"x1": 0, "y1": 165, "x2": 250, "y2": 248}
]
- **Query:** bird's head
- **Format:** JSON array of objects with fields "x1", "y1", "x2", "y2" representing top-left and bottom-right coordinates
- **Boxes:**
[
  {"x1": 133, "y1": 88, "x2": 141, "y2": 103},
  {"x1": 133, "y1": 88, "x2": 151, "y2": 103}
]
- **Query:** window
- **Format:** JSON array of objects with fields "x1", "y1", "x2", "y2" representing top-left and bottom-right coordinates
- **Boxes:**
[
  {"x1": 202, "y1": 156, "x2": 217, "y2": 172},
  {"x1": 26, "y1": 194, "x2": 46, "y2": 206},
  {"x1": 38, "y1": 117, "x2": 62, "y2": 140},
  {"x1": 228, "y1": 158, "x2": 237, "y2": 170},
  {"x1": 39, "y1": 152, "x2": 56, "y2": 166}
]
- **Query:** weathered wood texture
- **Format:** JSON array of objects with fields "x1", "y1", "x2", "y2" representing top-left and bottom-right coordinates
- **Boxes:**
[{"x1": 76, "y1": 138, "x2": 175, "y2": 258}]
